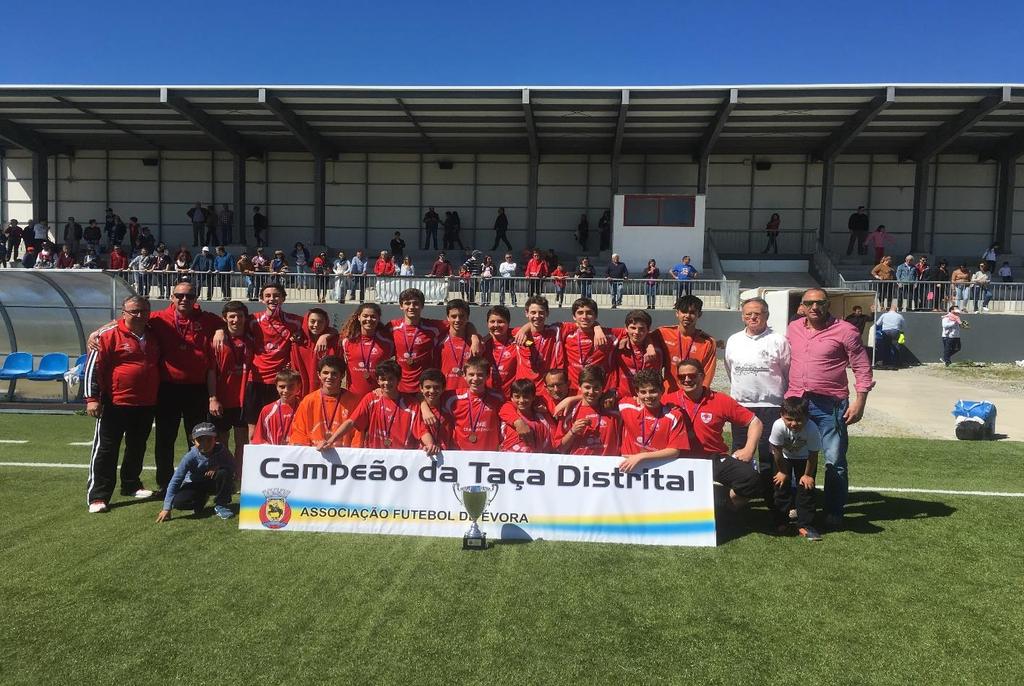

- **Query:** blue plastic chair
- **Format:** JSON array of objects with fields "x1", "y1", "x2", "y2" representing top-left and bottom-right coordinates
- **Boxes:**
[
  {"x1": 27, "y1": 353, "x2": 71, "y2": 403},
  {"x1": 71, "y1": 353, "x2": 88, "y2": 401},
  {"x1": 0, "y1": 352, "x2": 34, "y2": 401}
]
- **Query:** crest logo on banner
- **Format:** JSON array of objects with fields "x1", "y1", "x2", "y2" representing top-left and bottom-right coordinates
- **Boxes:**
[
  {"x1": 259, "y1": 488, "x2": 292, "y2": 529},
  {"x1": 700, "y1": 412, "x2": 713, "y2": 424}
]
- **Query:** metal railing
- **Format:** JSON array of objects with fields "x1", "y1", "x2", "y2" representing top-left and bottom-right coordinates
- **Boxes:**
[
  {"x1": 707, "y1": 228, "x2": 818, "y2": 255},
  {"x1": 843, "y1": 279, "x2": 1024, "y2": 314},
  {"x1": 52, "y1": 269, "x2": 743, "y2": 311},
  {"x1": 810, "y1": 241, "x2": 847, "y2": 288}
]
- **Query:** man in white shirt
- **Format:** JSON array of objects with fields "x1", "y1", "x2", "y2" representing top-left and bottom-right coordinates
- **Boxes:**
[
  {"x1": 875, "y1": 305, "x2": 906, "y2": 368},
  {"x1": 724, "y1": 297, "x2": 791, "y2": 473},
  {"x1": 498, "y1": 253, "x2": 518, "y2": 307},
  {"x1": 33, "y1": 220, "x2": 50, "y2": 252},
  {"x1": 332, "y1": 251, "x2": 351, "y2": 303}
]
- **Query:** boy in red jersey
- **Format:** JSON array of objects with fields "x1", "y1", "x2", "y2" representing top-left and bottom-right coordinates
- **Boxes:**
[
  {"x1": 289, "y1": 356, "x2": 360, "y2": 448},
  {"x1": 617, "y1": 369, "x2": 688, "y2": 472},
  {"x1": 413, "y1": 368, "x2": 455, "y2": 455},
  {"x1": 206, "y1": 300, "x2": 254, "y2": 473},
  {"x1": 387, "y1": 288, "x2": 480, "y2": 394},
  {"x1": 483, "y1": 305, "x2": 518, "y2": 396},
  {"x1": 499, "y1": 379, "x2": 555, "y2": 453},
  {"x1": 442, "y1": 355, "x2": 505, "y2": 450},
  {"x1": 512, "y1": 296, "x2": 564, "y2": 394},
  {"x1": 290, "y1": 307, "x2": 339, "y2": 397},
  {"x1": 438, "y1": 299, "x2": 473, "y2": 392},
  {"x1": 551, "y1": 297, "x2": 612, "y2": 392},
  {"x1": 554, "y1": 365, "x2": 621, "y2": 456},
  {"x1": 251, "y1": 369, "x2": 302, "y2": 446},
  {"x1": 609, "y1": 309, "x2": 664, "y2": 399},
  {"x1": 321, "y1": 360, "x2": 414, "y2": 450},
  {"x1": 338, "y1": 303, "x2": 394, "y2": 397},
  {"x1": 664, "y1": 358, "x2": 763, "y2": 507}
]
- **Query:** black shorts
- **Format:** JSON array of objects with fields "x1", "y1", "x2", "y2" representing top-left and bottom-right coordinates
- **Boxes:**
[
  {"x1": 209, "y1": 406, "x2": 246, "y2": 433},
  {"x1": 243, "y1": 381, "x2": 280, "y2": 425}
]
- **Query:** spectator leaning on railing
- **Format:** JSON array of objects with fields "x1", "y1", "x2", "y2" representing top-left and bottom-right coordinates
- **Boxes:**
[
  {"x1": 349, "y1": 249, "x2": 367, "y2": 303},
  {"x1": 214, "y1": 246, "x2": 235, "y2": 301},
  {"x1": 951, "y1": 262, "x2": 971, "y2": 310},
  {"x1": 895, "y1": 254, "x2": 917, "y2": 312},
  {"x1": 332, "y1": 251, "x2": 351, "y2": 303},
  {"x1": 498, "y1": 252, "x2": 517, "y2": 307},
  {"x1": 605, "y1": 253, "x2": 629, "y2": 309},
  {"x1": 970, "y1": 262, "x2": 992, "y2": 313}
]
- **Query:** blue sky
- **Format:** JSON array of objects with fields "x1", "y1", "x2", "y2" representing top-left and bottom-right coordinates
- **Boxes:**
[{"x1": 1, "y1": 0, "x2": 1022, "y2": 85}]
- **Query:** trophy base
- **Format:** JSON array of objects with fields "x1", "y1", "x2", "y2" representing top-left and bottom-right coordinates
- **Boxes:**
[{"x1": 463, "y1": 533, "x2": 487, "y2": 550}]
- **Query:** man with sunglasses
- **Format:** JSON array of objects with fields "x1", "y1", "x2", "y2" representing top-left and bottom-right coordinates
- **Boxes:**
[
  {"x1": 149, "y1": 281, "x2": 226, "y2": 495},
  {"x1": 84, "y1": 296, "x2": 161, "y2": 513},
  {"x1": 786, "y1": 288, "x2": 873, "y2": 530}
]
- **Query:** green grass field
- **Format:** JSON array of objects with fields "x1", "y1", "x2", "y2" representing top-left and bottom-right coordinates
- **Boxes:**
[{"x1": 2, "y1": 413, "x2": 1022, "y2": 684}]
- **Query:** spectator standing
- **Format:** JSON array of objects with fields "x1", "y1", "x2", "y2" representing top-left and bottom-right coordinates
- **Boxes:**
[
  {"x1": 312, "y1": 250, "x2": 330, "y2": 303},
  {"x1": 127, "y1": 217, "x2": 140, "y2": 252},
  {"x1": 33, "y1": 219, "x2": 49, "y2": 252},
  {"x1": 237, "y1": 251, "x2": 256, "y2": 302},
  {"x1": 925, "y1": 259, "x2": 950, "y2": 311},
  {"x1": 137, "y1": 227, "x2": 157, "y2": 255},
  {"x1": 982, "y1": 242, "x2": 999, "y2": 274},
  {"x1": 373, "y1": 250, "x2": 396, "y2": 304},
  {"x1": 0, "y1": 239, "x2": 7, "y2": 268},
  {"x1": 214, "y1": 246, "x2": 235, "y2": 301},
  {"x1": 332, "y1": 250, "x2": 351, "y2": 303},
  {"x1": 250, "y1": 248, "x2": 269, "y2": 297},
  {"x1": 895, "y1": 254, "x2": 917, "y2": 312},
  {"x1": 270, "y1": 250, "x2": 289, "y2": 283},
  {"x1": 204, "y1": 206, "x2": 218, "y2": 246},
  {"x1": 422, "y1": 207, "x2": 440, "y2": 250},
  {"x1": 644, "y1": 259, "x2": 660, "y2": 309},
  {"x1": 400, "y1": 255, "x2": 415, "y2": 276},
  {"x1": 129, "y1": 248, "x2": 155, "y2": 297},
  {"x1": 109, "y1": 245, "x2": 129, "y2": 274},
  {"x1": 575, "y1": 256, "x2": 596, "y2": 299},
  {"x1": 152, "y1": 246, "x2": 172, "y2": 299},
  {"x1": 971, "y1": 262, "x2": 992, "y2": 312},
  {"x1": 951, "y1": 262, "x2": 971, "y2": 310},
  {"x1": 252, "y1": 206, "x2": 268, "y2": 247},
  {"x1": 785, "y1": 288, "x2": 873, "y2": 530},
  {"x1": 190, "y1": 246, "x2": 216, "y2": 300},
  {"x1": 914, "y1": 256, "x2": 930, "y2": 310},
  {"x1": 390, "y1": 231, "x2": 406, "y2": 261},
  {"x1": 187, "y1": 202, "x2": 206, "y2": 246},
  {"x1": 846, "y1": 206, "x2": 869, "y2": 256},
  {"x1": 498, "y1": 252, "x2": 517, "y2": 306},
  {"x1": 762, "y1": 213, "x2": 780, "y2": 254},
  {"x1": 864, "y1": 225, "x2": 895, "y2": 264},
  {"x1": 460, "y1": 250, "x2": 484, "y2": 304},
  {"x1": 606, "y1": 253, "x2": 629, "y2": 309},
  {"x1": 83, "y1": 219, "x2": 101, "y2": 255},
  {"x1": 550, "y1": 261, "x2": 568, "y2": 308},
  {"x1": 451, "y1": 211, "x2": 464, "y2": 249},
  {"x1": 63, "y1": 216, "x2": 83, "y2": 256},
  {"x1": 84, "y1": 295, "x2": 161, "y2": 512},
  {"x1": 349, "y1": 249, "x2": 368, "y2": 302},
  {"x1": 291, "y1": 242, "x2": 311, "y2": 289},
  {"x1": 218, "y1": 205, "x2": 234, "y2": 245},
  {"x1": 996, "y1": 261, "x2": 1012, "y2": 283},
  {"x1": 598, "y1": 210, "x2": 611, "y2": 251},
  {"x1": 575, "y1": 213, "x2": 589, "y2": 251},
  {"x1": 491, "y1": 208, "x2": 512, "y2": 251},
  {"x1": 875, "y1": 304, "x2": 906, "y2": 368},
  {"x1": 844, "y1": 305, "x2": 871, "y2": 336},
  {"x1": 670, "y1": 255, "x2": 698, "y2": 299},
  {"x1": 479, "y1": 255, "x2": 494, "y2": 305},
  {"x1": 6, "y1": 220, "x2": 24, "y2": 262},
  {"x1": 442, "y1": 211, "x2": 455, "y2": 249},
  {"x1": 174, "y1": 246, "x2": 192, "y2": 281},
  {"x1": 940, "y1": 306, "x2": 966, "y2": 366},
  {"x1": 525, "y1": 249, "x2": 548, "y2": 298}
]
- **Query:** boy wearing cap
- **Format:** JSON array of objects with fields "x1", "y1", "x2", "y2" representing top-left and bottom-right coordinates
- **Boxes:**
[{"x1": 156, "y1": 422, "x2": 236, "y2": 521}]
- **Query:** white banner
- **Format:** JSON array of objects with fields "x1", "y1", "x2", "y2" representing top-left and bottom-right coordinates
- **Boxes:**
[
  {"x1": 239, "y1": 446, "x2": 716, "y2": 547},
  {"x1": 374, "y1": 276, "x2": 449, "y2": 303}
]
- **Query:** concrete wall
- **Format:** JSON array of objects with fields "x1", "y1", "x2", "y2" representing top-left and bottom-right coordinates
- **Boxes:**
[{"x1": 3, "y1": 150, "x2": 1022, "y2": 259}]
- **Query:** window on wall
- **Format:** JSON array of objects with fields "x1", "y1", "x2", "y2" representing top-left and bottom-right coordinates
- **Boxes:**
[{"x1": 623, "y1": 195, "x2": 695, "y2": 227}]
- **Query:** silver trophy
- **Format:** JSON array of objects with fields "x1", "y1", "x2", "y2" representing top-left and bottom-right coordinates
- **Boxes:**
[{"x1": 453, "y1": 483, "x2": 499, "y2": 549}]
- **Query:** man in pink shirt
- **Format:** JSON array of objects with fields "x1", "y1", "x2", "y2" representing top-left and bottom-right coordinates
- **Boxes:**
[{"x1": 786, "y1": 288, "x2": 872, "y2": 530}]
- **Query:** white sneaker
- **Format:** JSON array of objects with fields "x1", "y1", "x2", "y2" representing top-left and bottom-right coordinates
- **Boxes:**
[
  {"x1": 982, "y1": 307, "x2": 990, "y2": 312},
  {"x1": 88, "y1": 500, "x2": 109, "y2": 514},
  {"x1": 123, "y1": 488, "x2": 154, "y2": 499}
]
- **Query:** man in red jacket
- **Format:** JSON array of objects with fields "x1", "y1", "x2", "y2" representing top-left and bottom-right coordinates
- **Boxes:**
[
  {"x1": 84, "y1": 296, "x2": 161, "y2": 513},
  {"x1": 149, "y1": 280, "x2": 226, "y2": 493}
]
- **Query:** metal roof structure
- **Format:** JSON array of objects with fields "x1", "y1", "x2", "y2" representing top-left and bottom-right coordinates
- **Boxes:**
[{"x1": 0, "y1": 83, "x2": 1023, "y2": 160}]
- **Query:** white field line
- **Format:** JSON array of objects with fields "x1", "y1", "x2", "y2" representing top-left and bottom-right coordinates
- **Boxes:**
[
  {"x1": 0, "y1": 440, "x2": 29, "y2": 444},
  {"x1": 68, "y1": 441, "x2": 93, "y2": 446},
  {"x1": 0, "y1": 462, "x2": 1021, "y2": 498}
]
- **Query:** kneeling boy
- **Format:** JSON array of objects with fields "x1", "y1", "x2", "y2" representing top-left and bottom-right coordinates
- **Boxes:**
[
  {"x1": 156, "y1": 422, "x2": 235, "y2": 522},
  {"x1": 770, "y1": 397, "x2": 823, "y2": 541}
]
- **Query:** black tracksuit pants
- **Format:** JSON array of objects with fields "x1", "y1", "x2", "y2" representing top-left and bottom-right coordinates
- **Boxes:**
[
  {"x1": 87, "y1": 403, "x2": 155, "y2": 504},
  {"x1": 711, "y1": 455, "x2": 764, "y2": 500},
  {"x1": 773, "y1": 457, "x2": 816, "y2": 527},
  {"x1": 154, "y1": 382, "x2": 208, "y2": 490}
]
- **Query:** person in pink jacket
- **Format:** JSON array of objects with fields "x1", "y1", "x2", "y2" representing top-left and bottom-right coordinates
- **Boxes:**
[{"x1": 864, "y1": 225, "x2": 896, "y2": 264}]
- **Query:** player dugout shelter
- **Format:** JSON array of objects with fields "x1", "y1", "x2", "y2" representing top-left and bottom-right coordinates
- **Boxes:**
[{"x1": 1, "y1": 84, "x2": 1022, "y2": 257}]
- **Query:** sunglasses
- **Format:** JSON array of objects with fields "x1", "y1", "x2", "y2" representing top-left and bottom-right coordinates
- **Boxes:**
[
  {"x1": 801, "y1": 299, "x2": 828, "y2": 307},
  {"x1": 679, "y1": 372, "x2": 702, "y2": 380},
  {"x1": 173, "y1": 293, "x2": 197, "y2": 300}
]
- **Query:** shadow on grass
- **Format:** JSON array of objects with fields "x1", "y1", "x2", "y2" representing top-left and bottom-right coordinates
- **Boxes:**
[
  {"x1": 840, "y1": 490, "x2": 957, "y2": 534},
  {"x1": 108, "y1": 496, "x2": 160, "y2": 511}
]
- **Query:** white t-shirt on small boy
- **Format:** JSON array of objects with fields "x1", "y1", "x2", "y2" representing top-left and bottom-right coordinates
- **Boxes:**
[{"x1": 769, "y1": 418, "x2": 822, "y2": 461}]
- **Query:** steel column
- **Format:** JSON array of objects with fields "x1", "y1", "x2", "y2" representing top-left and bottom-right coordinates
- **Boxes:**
[
  {"x1": 31, "y1": 151, "x2": 48, "y2": 221},
  {"x1": 233, "y1": 154, "x2": 247, "y2": 245},
  {"x1": 995, "y1": 156, "x2": 1016, "y2": 252},
  {"x1": 312, "y1": 154, "x2": 325, "y2": 246},
  {"x1": 0, "y1": 148, "x2": 7, "y2": 226},
  {"x1": 818, "y1": 159, "x2": 835, "y2": 245},
  {"x1": 157, "y1": 150, "x2": 163, "y2": 243},
  {"x1": 911, "y1": 159, "x2": 930, "y2": 252},
  {"x1": 527, "y1": 155, "x2": 539, "y2": 248}
]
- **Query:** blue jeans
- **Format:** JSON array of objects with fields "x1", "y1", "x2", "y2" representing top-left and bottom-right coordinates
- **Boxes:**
[
  {"x1": 645, "y1": 283, "x2": 657, "y2": 308},
  {"x1": 972, "y1": 285, "x2": 991, "y2": 310},
  {"x1": 579, "y1": 279, "x2": 592, "y2": 299},
  {"x1": 609, "y1": 280, "x2": 623, "y2": 306},
  {"x1": 804, "y1": 393, "x2": 849, "y2": 518}
]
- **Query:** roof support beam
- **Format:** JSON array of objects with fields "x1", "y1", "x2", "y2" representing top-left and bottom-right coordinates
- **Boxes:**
[
  {"x1": 258, "y1": 89, "x2": 337, "y2": 158},
  {"x1": 910, "y1": 159, "x2": 931, "y2": 252},
  {"x1": 32, "y1": 152, "x2": 49, "y2": 222},
  {"x1": 395, "y1": 97, "x2": 435, "y2": 152},
  {"x1": 51, "y1": 96, "x2": 161, "y2": 150},
  {"x1": 904, "y1": 87, "x2": 1011, "y2": 162},
  {"x1": 696, "y1": 89, "x2": 738, "y2": 194},
  {"x1": 979, "y1": 129, "x2": 1024, "y2": 163},
  {"x1": 817, "y1": 86, "x2": 895, "y2": 161},
  {"x1": 817, "y1": 158, "x2": 835, "y2": 245},
  {"x1": 0, "y1": 118, "x2": 70, "y2": 155},
  {"x1": 611, "y1": 89, "x2": 630, "y2": 161},
  {"x1": 522, "y1": 89, "x2": 539, "y2": 158},
  {"x1": 233, "y1": 154, "x2": 247, "y2": 245},
  {"x1": 313, "y1": 154, "x2": 326, "y2": 246},
  {"x1": 995, "y1": 155, "x2": 1015, "y2": 252},
  {"x1": 160, "y1": 88, "x2": 254, "y2": 157}
]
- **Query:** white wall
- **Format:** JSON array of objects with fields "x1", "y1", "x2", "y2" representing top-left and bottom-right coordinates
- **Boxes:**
[{"x1": 3, "y1": 149, "x2": 1021, "y2": 261}]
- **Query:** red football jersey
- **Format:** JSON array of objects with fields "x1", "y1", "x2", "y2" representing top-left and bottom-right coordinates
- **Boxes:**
[
  {"x1": 443, "y1": 389, "x2": 505, "y2": 451},
  {"x1": 555, "y1": 401, "x2": 622, "y2": 456},
  {"x1": 512, "y1": 324, "x2": 564, "y2": 394},
  {"x1": 609, "y1": 329, "x2": 665, "y2": 399},
  {"x1": 618, "y1": 401, "x2": 689, "y2": 456},
  {"x1": 249, "y1": 308, "x2": 304, "y2": 384},
  {"x1": 664, "y1": 389, "x2": 753, "y2": 456},
  {"x1": 484, "y1": 336, "x2": 518, "y2": 396},
  {"x1": 389, "y1": 318, "x2": 446, "y2": 393},
  {"x1": 348, "y1": 393, "x2": 416, "y2": 449},
  {"x1": 341, "y1": 332, "x2": 395, "y2": 397},
  {"x1": 559, "y1": 322, "x2": 613, "y2": 391},
  {"x1": 411, "y1": 404, "x2": 456, "y2": 450},
  {"x1": 498, "y1": 401, "x2": 555, "y2": 453},
  {"x1": 209, "y1": 333, "x2": 253, "y2": 409},
  {"x1": 438, "y1": 330, "x2": 472, "y2": 393},
  {"x1": 252, "y1": 400, "x2": 297, "y2": 446}
]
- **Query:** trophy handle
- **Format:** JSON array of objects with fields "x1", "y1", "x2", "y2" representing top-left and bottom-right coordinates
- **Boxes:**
[
  {"x1": 452, "y1": 483, "x2": 462, "y2": 507},
  {"x1": 486, "y1": 484, "x2": 499, "y2": 507}
]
